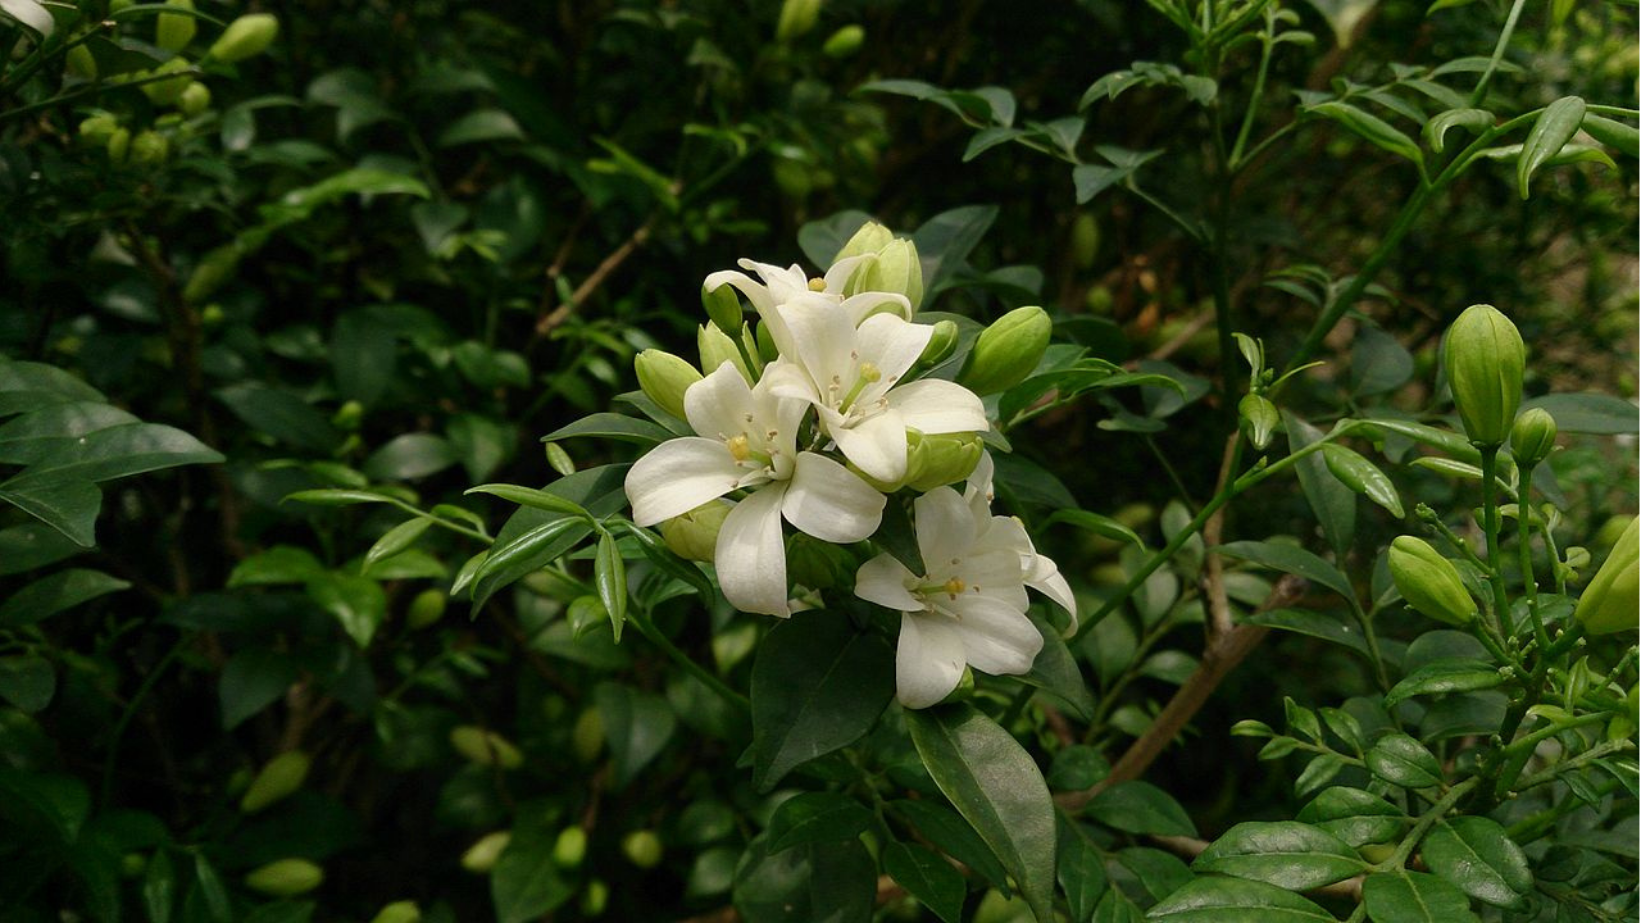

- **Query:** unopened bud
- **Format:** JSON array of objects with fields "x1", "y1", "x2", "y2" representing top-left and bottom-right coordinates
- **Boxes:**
[
  {"x1": 178, "y1": 81, "x2": 211, "y2": 116},
  {"x1": 140, "y1": 57, "x2": 194, "y2": 106},
  {"x1": 449, "y1": 726, "x2": 523, "y2": 769},
  {"x1": 905, "y1": 430, "x2": 983, "y2": 492},
  {"x1": 78, "y1": 114, "x2": 118, "y2": 146},
  {"x1": 183, "y1": 243, "x2": 243, "y2": 303},
  {"x1": 775, "y1": 0, "x2": 822, "y2": 41},
  {"x1": 698, "y1": 323, "x2": 752, "y2": 385},
  {"x1": 572, "y1": 707, "x2": 604, "y2": 762},
  {"x1": 1510, "y1": 407, "x2": 1557, "y2": 467},
  {"x1": 66, "y1": 43, "x2": 97, "y2": 79},
  {"x1": 245, "y1": 858, "x2": 324, "y2": 897},
  {"x1": 1071, "y1": 213, "x2": 1101, "y2": 270},
  {"x1": 752, "y1": 321, "x2": 777, "y2": 363},
  {"x1": 106, "y1": 126, "x2": 131, "y2": 164},
  {"x1": 1575, "y1": 516, "x2": 1638, "y2": 635},
  {"x1": 1389, "y1": 536, "x2": 1476, "y2": 626},
  {"x1": 915, "y1": 319, "x2": 959, "y2": 370},
  {"x1": 461, "y1": 832, "x2": 511, "y2": 874},
  {"x1": 661, "y1": 500, "x2": 729, "y2": 563},
  {"x1": 554, "y1": 827, "x2": 588, "y2": 868},
  {"x1": 959, "y1": 306, "x2": 1051, "y2": 396},
  {"x1": 821, "y1": 24, "x2": 863, "y2": 57},
  {"x1": 372, "y1": 900, "x2": 420, "y2": 923},
  {"x1": 701, "y1": 283, "x2": 743, "y2": 335},
  {"x1": 835, "y1": 221, "x2": 893, "y2": 263},
  {"x1": 208, "y1": 13, "x2": 279, "y2": 63},
  {"x1": 866, "y1": 239, "x2": 925, "y2": 311},
  {"x1": 155, "y1": 0, "x2": 196, "y2": 52},
  {"x1": 129, "y1": 129, "x2": 170, "y2": 166},
  {"x1": 635, "y1": 350, "x2": 702, "y2": 422},
  {"x1": 240, "y1": 750, "x2": 311, "y2": 813},
  {"x1": 407, "y1": 588, "x2": 446, "y2": 629},
  {"x1": 622, "y1": 830, "x2": 664, "y2": 868},
  {"x1": 1443, "y1": 304, "x2": 1525, "y2": 447},
  {"x1": 1238, "y1": 394, "x2": 1280, "y2": 451}
]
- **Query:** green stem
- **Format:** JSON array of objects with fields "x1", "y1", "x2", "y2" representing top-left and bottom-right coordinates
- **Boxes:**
[
  {"x1": 1515, "y1": 466, "x2": 1549, "y2": 652},
  {"x1": 1229, "y1": 16, "x2": 1276, "y2": 170},
  {"x1": 1375, "y1": 778, "x2": 1480, "y2": 872},
  {"x1": 1514, "y1": 739, "x2": 1633, "y2": 792},
  {"x1": 1469, "y1": 0, "x2": 1530, "y2": 109},
  {"x1": 1350, "y1": 600, "x2": 1393, "y2": 693},
  {"x1": 100, "y1": 634, "x2": 189, "y2": 808},
  {"x1": 627, "y1": 608, "x2": 749, "y2": 713},
  {"x1": 1479, "y1": 447, "x2": 1512, "y2": 637}
]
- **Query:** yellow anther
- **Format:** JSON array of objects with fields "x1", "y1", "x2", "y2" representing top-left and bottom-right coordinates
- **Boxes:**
[
  {"x1": 726, "y1": 434, "x2": 752, "y2": 462},
  {"x1": 808, "y1": 277, "x2": 828, "y2": 292},
  {"x1": 858, "y1": 362, "x2": 881, "y2": 383},
  {"x1": 943, "y1": 577, "x2": 966, "y2": 599}
]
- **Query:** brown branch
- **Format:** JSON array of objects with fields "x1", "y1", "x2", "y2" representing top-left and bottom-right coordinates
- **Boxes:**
[
  {"x1": 532, "y1": 216, "x2": 657, "y2": 340},
  {"x1": 1202, "y1": 436, "x2": 1239, "y2": 644}
]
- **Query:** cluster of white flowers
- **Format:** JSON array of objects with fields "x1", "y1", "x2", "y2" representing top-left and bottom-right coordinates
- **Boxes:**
[{"x1": 623, "y1": 226, "x2": 1074, "y2": 708}]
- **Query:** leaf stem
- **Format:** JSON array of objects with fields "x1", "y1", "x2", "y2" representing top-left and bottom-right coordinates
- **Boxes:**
[
  {"x1": 626, "y1": 607, "x2": 750, "y2": 713},
  {"x1": 1479, "y1": 447, "x2": 1512, "y2": 637},
  {"x1": 1468, "y1": 0, "x2": 1530, "y2": 109}
]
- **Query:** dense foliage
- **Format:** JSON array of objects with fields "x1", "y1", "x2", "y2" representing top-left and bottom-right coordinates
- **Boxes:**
[{"x1": 1, "y1": 0, "x2": 1636, "y2": 921}]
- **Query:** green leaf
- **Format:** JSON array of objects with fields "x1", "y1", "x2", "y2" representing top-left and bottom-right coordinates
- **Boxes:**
[
  {"x1": 437, "y1": 108, "x2": 525, "y2": 147},
  {"x1": 796, "y1": 210, "x2": 874, "y2": 267},
  {"x1": 1362, "y1": 871, "x2": 1478, "y2": 922},
  {"x1": 1018, "y1": 611, "x2": 1095, "y2": 721},
  {"x1": 228, "y1": 546, "x2": 326, "y2": 586},
  {"x1": 1193, "y1": 821, "x2": 1366, "y2": 889},
  {"x1": 0, "y1": 655, "x2": 56, "y2": 712},
  {"x1": 330, "y1": 309, "x2": 397, "y2": 406},
  {"x1": 0, "y1": 476, "x2": 102, "y2": 546},
  {"x1": 616, "y1": 522, "x2": 714, "y2": 603},
  {"x1": 1148, "y1": 875, "x2": 1335, "y2": 922},
  {"x1": 465, "y1": 484, "x2": 589, "y2": 518},
  {"x1": 1043, "y1": 509, "x2": 1145, "y2": 549},
  {"x1": 913, "y1": 205, "x2": 999, "y2": 295},
  {"x1": 892, "y1": 799, "x2": 1012, "y2": 894},
  {"x1": 143, "y1": 848, "x2": 176, "y2": 923},
  {"x1": 0, "y1": 401, "x2": 138, "y2": 462},
  {"x1": 1, "y1": 421, "x2": 222, "y2": 485},
  {"x1": 1420, "y1": 816, "x2": 1532, "y2": 908},
  {"x1": 765, "y1": 793, "x2": 874, "y2": 854},
  {"x1": 1517, "y1": 96, "x2": 1586, "y2": 199},
  {"x1": 472, "y1": 517, "x2": 584, "y2": 589},
  {"x1": 490, "y1": 824, "x2": 574, "y2": 922},
  {"x1": 873, "y1": 495, "x2": 927, "y2": 584},
  {"x1": 1321, "y1": 443, "x2": 1404, "y2": 518},
  {"x1": 1245, "y1": 608, "x2": 1371, "y2": 656},
  {"x1": 1057, "y1": 822, "x2": 1109, "y2": 921},
  {"x1": 543, "y1": 412, "x2": 676, "y2": 446},
  {"x1": 594, "y1": 682, "x2": 677, "y2": 788},
  {"x1": 363, "y1": 433, "x2": 459, "y2": 482},
  {"x1": 750, "y1": 612, "x2": 894, "y2": 791},
  {"x1": 906, "y1": 704, "x2": 1056, "y2": 922},
  {"x1": 220, "y1": 649, "x2": 299, "y2": 729},
  {"x1": 1521, "y1": 393, "x2": 1640, "y2": 435},
  {"x1": 190, "y1": 853, "x2": 233, "y2": 922},
  {"x1": 1072, "y1": 149, "x2": 1161, "y2": 204},
  {"x1": 1215, "y1": 540, "x2": 1354, "y2": 603},
  {"x1": 306, "y1": 573, "x2": 388, "y2": 647},
  {"x1": 733, "y1": 835, "x2": 876, "y2": 923},
  {"x1": 1284, "y1": 412, "x2": 1356, "y2": 557},
  {"x1": 216, "y1": 384, "x2": 340, "y2": 452},
  {"x1": 883, "y1": 840, "x2": 965, "y2": 923},
  {"x1": 1358, "y1": 417, "x2": 1480, "y2": 462},
  {"x1": 364, "y1": 519, "x2": 432, "y2": 570},
  {"x1": 594, "y1": 532, "x2": 628, "y2": 641},
  {"x1": 282, "y1": 488, "x2": 399, "y2": 507},
  {"x1": 1581, "y1": 113, "x2": 1639, "y2": 158},
  {"x1": 1384, "y1": 658, "x2": 1505, "y2": 707},
  {"x1": 1306, "y1": 100, "x2": 1423, "y2": 165},
  {"x1": 1423, "y1": 108, "x2": 1493, "y2": 154},
  {"x1": 0, "y1": 522, "x2": 86, "y2": 576},
  {"x1": 0, "y1": 358, "x2": 105, "y2": 411},
  {"x1": 0, "y1": 568, "x2": 130, "y2": 628},
  {"x1": 1298, "y1": 787, "x2": 1407, "y2": 847},
  {"x1": 1365, "y1": 733, "x2": 1443, "y2": 789}
]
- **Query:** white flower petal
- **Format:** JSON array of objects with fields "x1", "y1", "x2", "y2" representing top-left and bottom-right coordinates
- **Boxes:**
[
  {"x1": 856, "y1": 313, "x2": 933, "y2": 390},
  {"x1": 824, "y1": 254, "x2": 871, "y2": 293},
  {"x1": 896, "y1": 614, "x2": 967, "y2": 709},
  {"x1": 888, "y1": 379, "x2": 990, "y2": 436},
  {"x1": 762, "y1": 358, "x2": 820, "y2": 404},
  {"x1": 780, "y1": 297, "x2": 859, "y2": 395},
  {"x1": 912, "y1": 487, "x2": 977, "y2": 571},
  {"x1": 964, "y1": 452, "x2": 997, "y2": 519},
  {"x1": 702, "y1": 270, "x2": 773, "y2": 316},
  {"x1": 1030, "y1": 564, "x2": 1078, "y2": 634},
  {"x1": 715, "y1": 484, "x2": 791, "y2": 617},
  {"x1": 830, "y1": 406, "x2": 908, "y2": 484},
  {"x1": 840, "y1": 291, "x2": 912, "y2": 325},
  {"x1": 855, "y1": 554, "x2": 921, "y2": 611},
  {"x1": 945, "y1": 593, "x2": 1043, "y2": 677},
  {"x1": 684, "y1": 362, "x2": 756, "y2": 442},
  {"x1": 624, "y1": 437, "x2": 742, "y2": 526},
  {"x1": 783, "y1": 452, "x2": 885, "y2": 543},
  {"x1": 1, "y1": 0, "x2": 52, "y2": 35}
]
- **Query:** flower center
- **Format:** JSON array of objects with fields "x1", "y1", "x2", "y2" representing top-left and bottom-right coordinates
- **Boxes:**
[
  {"x1": 807, "y1": 277, "x2": 828, "y2": 292},
  {"x1": 725, "y1": 433, "x2": 774, "y2": 469}
]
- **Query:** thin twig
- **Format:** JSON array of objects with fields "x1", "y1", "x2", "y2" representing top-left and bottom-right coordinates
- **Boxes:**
[
  {"x1": 1202, "y1": 436, "x2": 1239, "y2": 644},
  {"x1": 533, "y1": 216, "x2": 657, "y2": 340}
]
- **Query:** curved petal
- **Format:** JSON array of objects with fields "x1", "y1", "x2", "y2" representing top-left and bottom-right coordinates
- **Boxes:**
[
  {"x1": 784, "y1": 452, "x2": 886, "y2": 543},
  {"x1": 856, "y1": 314, "x2": 934, "y2": 392},
  {"x1": 964, "y1": 452, "x2": 997, "y2": 511},
  {"x1": 702, "y1": 270, "x2": 773, "y2": 316},
  {"x1": 761, "y1": 359, "x2": 820, "y2": 405},
  {"x1": 855, "y1": 554, "x2": 921, "y2": 611},
  {"x1": 896, "y1": 614, "x2": 967, "y2": 709},
  {"x1": 1028, "y1": 563, "x2": 1078, "y2": 634},
  {"x1": 912, "y1": 487, "x2": 977, "y2": 573},
  {"x1": 829, "y1": 406, "x2": 908, "y2": 483},
  {"x1": 741, "y1": 260, "x2": 813, "y2": 306},
  {"x1": 780, "y1": 298, "x2": 859, "y2": 396},
  {"x1": 715, "y1": 484, "x2": 791, "y2": 617},
  {"x1": 944, "y1": 593, "x2": 1043, "y2": 677},
  {"x1": 0, "y1": 0, "x2": 52, "y2": 35},
  {"x1": 888, "y1": 379, "x2": 989, "y2": 436},
  {"x1": 823, "y1": 254, "x2": 872, "y2": 294},
  {"x1": 624, "y1": 438, "x2": 741, "y2": 526},
  {"x1": 840, "y1": 291, "x2": 912, "y2": 326},
  {"x1": 685, "y1": 363, "x2": 756, "y2": 443}
]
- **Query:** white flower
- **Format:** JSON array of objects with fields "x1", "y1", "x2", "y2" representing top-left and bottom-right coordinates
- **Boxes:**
[
  {"x1": 1, "y1": 0, "x2": 53, "y2": 35},
  {"x1": 702, "y1": 258, "x2": 911, "y2": 358},
  {"x1": 965, "y1": 453, "x2": 1078, "y2": 633},
  {"x1": 625, "y1": 362, "x2": 886, "y2": 617},
  {"x1": 854, "y1": 486, "x2": 1045, "y2": 709},
  {"x1": 764, "y1": 305, "x2": 988, "y2": 485}
]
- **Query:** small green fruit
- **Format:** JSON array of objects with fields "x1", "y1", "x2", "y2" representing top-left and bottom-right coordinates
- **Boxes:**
[
  {"x1": 1509, "y1": 407, "x2": 1557, "y2": 467},
  {"x1": 140, "y1": 57, "x2": 194, "y2": 106},
  {"x1": 774, "y1": 0, "x2": 821, "y2": 41},
  {"x1": 66, "y1": 43, "x2": 97, "y2": 79},
  {"x1": 240, "y1": 750, "x2": 312, "y2": 813},
  {"x1": 821, "y1": 24, "x2": 863, "y2": 57},
  {"x1": 621, "y1": 830, "x2": 663, "y2": 869},
  {"x1": 572, "y1": 707, "x2": 604, "y2": 762},
  {"x1": 244, "y1": 858, "x2": 324, "y2": 897},
  {"x1": 129, "y1": 129, "x2": 169, "y2": 165},
  {"x1": 581, "y1": 878, "x2": 610, "y2": 916},
  {"x1": 106, "y1": 126, "x2": 131, "y2": 163},
  {"x1": 178, "y1": 81, "x2": 212, "y2": 116},
  {"x1": 449, "y1": 726, "x2": 523, "y2": 769},
  {"x1": 407, "y1": 588, "x2": 446, "y2": 629},
  {"x1": 208, "y1": 13, "x2": 279, "y2": 63},
  {"x1": 155, "y1": 0, "x2": 196, "y2": 52},
  {"x1": 460, "y1": 831, "x2": 511, "y2": 874},
  {"x1": 553, "y1": 826, "x2": 588, "y2": 868},
  {"x1": 372, "y1": 901, "x2": 420, "y2": 923},
  {"x1": 661, "y1": 501, "x2": 730, "y2": 563}
]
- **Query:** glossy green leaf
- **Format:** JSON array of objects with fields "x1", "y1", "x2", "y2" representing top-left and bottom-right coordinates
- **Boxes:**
[
  {"x1": 1284, "y1": 412, "x2": 1356, "y2": 557},
  {"x1": 220, "y1": 649, "x2": 299, "y2": 729},
  {"x1": 1245, "y1": 608, "x2": 1371, "y2": 656},
  {"x1": 1057, "y1": 822, "x2": 1109, "y2": 921},
  {"x1": 1307, "y1": 100, "x2": 1423, "y2": 165},
  {"x1": 1215, "y1": 540, "x2": 1354, "y2": 603},
  {"x1": 1521, "y1": 393, "x2": 1640, "y2": 436},
  {"x1": 306, "y1": 572, "x2": 388, "y2": 647},
  {"x1": 1298, "y1": 787, "x2": 1407, "y2": 847},
  {"x1": 594, "y1": 531, "x2": 627, "y2": 641},
  {"x1": 884, "y1": 840, "x2": 965, "y2": 923},
  {"x1": 1420, "y1": 816, "x2": 1532, "y2": 908},
  {"x1": 733, "y1": 835, "x2": 876, "y2": 922},
  {"x1": 438, "y1": 108, "x2": 525, "y2": 147},
  {"x1": 906, "y1": 704, "x2": 1056, "y2": 921},
  {"x1": 1194, "y1": 821, "x2": 1365, "y2": 889},
  {"x1": 362, "y1": 433, "x2": 459, "y2": 482},
  {"x1": 0, "y1": 522, "x2": 86, "y2": 576},
  {"x1": 490, "y1": 821, "x2": 574, "y2": 921},
  {"x1": 216, "y1": 384, "x2": 340, "y2": 452},
  {"x1": 363, "y1": 518, "x2": 431, "y2": 569},
  {"x1": 1422, "y1": 108, "x2": 1493, "y2": 154},
  {"x1": 1517, "y1": 96, "x2": 1586, "y2": 199},
  {"x1": 892, "y1": 799, "x2": 1012, "y2": 893},
  {"x1": 1322, "y1": 443, "x2": 1404, "y2": 518},
  {"x1": 465, "y1": 483, "x2": 589, "y2": 518},
  {"x1": 1362, "y1": 871, "x2": 1478, "y2": 922},
  {"x1": 542, "y1": 413, "x2": 675, "y2": 446},
  {"x1": 1147, "y1": 875, "x2": 1335, "y2": 922},
  {"x1": 766, "y1": 793, "x2": 874, "y2": 854},
  {"x1": 1580, "y1": 113, "x2": 1639, "y2": 157},
  {"x1": 1383, "y1": 658, "x2": 1505, "y2": 707},
  {"x1": 228, "y1": 546, "x2": 326, "y2": 586},
  {"x1": 0, "y1": 568, "x2": 130, "y2": 628},
  {"x1": 594, "y1": 682, "x2": 677, "y2": 788},
  {"x1": 1043, "y1": 508, "x2": 1145, "y2": 549},
  {"x1": 0, "y1": 476, "x2": 102, "y2": 546},
  {"x1": 1365, "y1": 733, "x2": 1443, "y2": 789}
]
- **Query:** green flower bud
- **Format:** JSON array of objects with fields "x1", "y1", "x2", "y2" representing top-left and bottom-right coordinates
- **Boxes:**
[
  {"x1": 775, "y1": 0, "x2": 822, "y2": 42},
  {"x1": 1575, "y1": 516, "x2": 1638, "y2": 635},
  {"x1": 1238, "y1": 394, "x2": 1279, "y2": 451},
  {"x1": 66, "y1": 43, "x2": 97, "y2": 79},
  {"x1": 916, "y1": 319, "x2": 959, "y2": 370},
  {"x1": 239, "y1": 750, "x2": 311, "y2": 813},
  {"x1": 182, "y1": 243, "x2": 242, "y2": 304},
  {"x1": 904, "y1": 430, "x2": 983, "y2": 492},
  {"x1": 572, "y1": 707, "x2": 604, "y2": 763},
  {"x1": 178, "y1": 81, "x2": 211, "y2": 116},
  {"x1": 821, "y1": 24, "x2": 863, "y2": 57},
  {"x1": 1509, "y1": 407, "x2": 1557, "y2": 467},
  {"x1": 461, "y1": 831, "x2": 511, "y2": 874},
  {"x1": 78, "y1": 114, "x2": 118, "y2": 146},
  {"x1": 752, "y1": 321, "x2": 777, "y2": 363},
  {"x1": 1071, "y1": 213, "x2": 1100, "y2": 270},
  {"x1": 141, "y1": 57, "x2": 194, "y2": 106},
  {"x1": 331, "y1": 399, "x2": 363, "y2": 431},
  {"x1": 371, "y1": 900, "x2": 421, "y2": 923},
  {"x1": 245, "y1": 858, "x2": 324, "y2": 897},
  {"x1": 661, "y1": 500, "x2": 729, "y2": 563},
  {"x1": 701, "y1": 282, "x2": 744, "y2": 335},
  {"x1": 553, "y1": 826, "x2": 588, "y2": 868},
  {"x1": 129, "y1": 129, "x2": 170, "y2": 166},
  {"x1": 959, "y1": 306, "x2": 1051, "y2": 396},
  {"x1": 635, "y1": 350, "x2": 702, "y2": 422},
  {"x1": 449, "y1": 726, "x2": 524, "y2": 769},
  {"x1": 1443, "y1": 304, "x2": 1525, "y2": 447},
  {"x1": 698, "y1": 323, "x2": 752, "y2": 385},
  {"x1": 106, "y1": 126, "x2": 131, "y2": 164},
  {"x1": 1389, "y1": 536, "x2": 1477, "y2": 626},
  {"x1": 621, "y1": 829, "x2": 664, "y2": 868},
  {"x1": 835, "y1": 221, "x2": 893, "y2": 263},
  {"x1": 155, "y1": 0, "x2": 196, "y2": 52},
  {"x1": 581, "y1": 879, "x2": 610, "y2": 916},
  {"x1": 852, "y1": 238, "x2": 923, "y2": 312},
  {"x1": 407, "y1": 588, "x2": 446, "y2": 629},
  {"x1": 208, "y1": 13, "x2": 279, "y2": 63}
]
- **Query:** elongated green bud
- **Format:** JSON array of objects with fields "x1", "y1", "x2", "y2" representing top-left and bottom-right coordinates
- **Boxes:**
[
  {"x1": 1510, "y1": 407, "x2": 1557, "y2": 467},
  {"x1": 208, "y1": 13, "x2": 279, "y2": 63},
  {"x1": 572, "y1": 707, "x2": 603, "y2": 762},
  {"x1": 635, "y1": 350, "x2": 702, "y2": 422},
  {"x1": 850, "y1": 238, "x2": 923, "y2": 311},
  {"x1": 774, "y1": 0, "x2": 821, "y2": 41},
  {"x1": 622, "y1": 830, "x2": 664, "y2": 868},
  {"x1": 1389, "y1": 536, "x2": 1476, "y2": 626},
  {"x1": 553, "y1": 826, "x2": 588, "y2": 867},
  {"x1": 915, "y1": 319, "x2": 959, "y2": 370},
  {"x1": 1071, "y1": 213, "x2": 1100, "y2": 270},
  {"x1": 959, "y1": 306, "x2": 1051, "y2": 395},
  {"x1": 698, "y1": 323, "x2": 751, "y2": 385},
  {"x1": 449, "y1": 726, "x2": 523, "y2": 769},
  {"x1": 835, "y1": 221, "x2": 893, "y2": 263},
  {"x1": 661, "y1": 500, "x2": 729, "y2": 563},
  {"x1": 905, "y1": 430, "x2": 983, "y2": 492},
  {"x1": 178, "y1": 81, "x2": 211, "y2": 116},
  {"x1": 1238, "y1": 394, "x2": 1279, "y2": 451},
  {"x1": 140, "y1": 57, "x2": 194, "y2": 106},
  {"x1": 1443, "y1": 305, "x2": 1525, "y2": 447},
  {"x1": 821, "y1": 24, "x2": 863, "y2": 57},
  {"x1": 240, "y1": 750, "x2": 311, "y2": 813},
  {"x1": 156, "y1": 0, "x2": 196, "y2": 52},
  {"x1": 1575, "y1": 516, "x2": 1638, "y2": 635},
  {"x1": 407, "y1": 588, "x2": 446, "y2": 629},
  {"x1": 372, "y1": 900, "x2": 421, "y2": 923},
  {"x1": 1323, "y1": 443, "x2": 1404, "y2": 518},
  {"x1": 582, "y1": 880, "x2": 610, "y2": 916},
  {"x1": 66, "y1": 43, "x2": 97, "y2": 79},
  {"x1": 245, "y1": 859, "x2": 324, "y2": 897},
  {"x1": 461, "y1": 832, "x2": 511, "y2": 874},
  {"x1": 752, "y1": 321, "x2": 776, "y2": 363},
  {"x1": 183, "y1": 243, "x2": 243, "y2": 304},
  {"x1": 701, "y1": 283, "x2": 743, "y2": 335}
]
